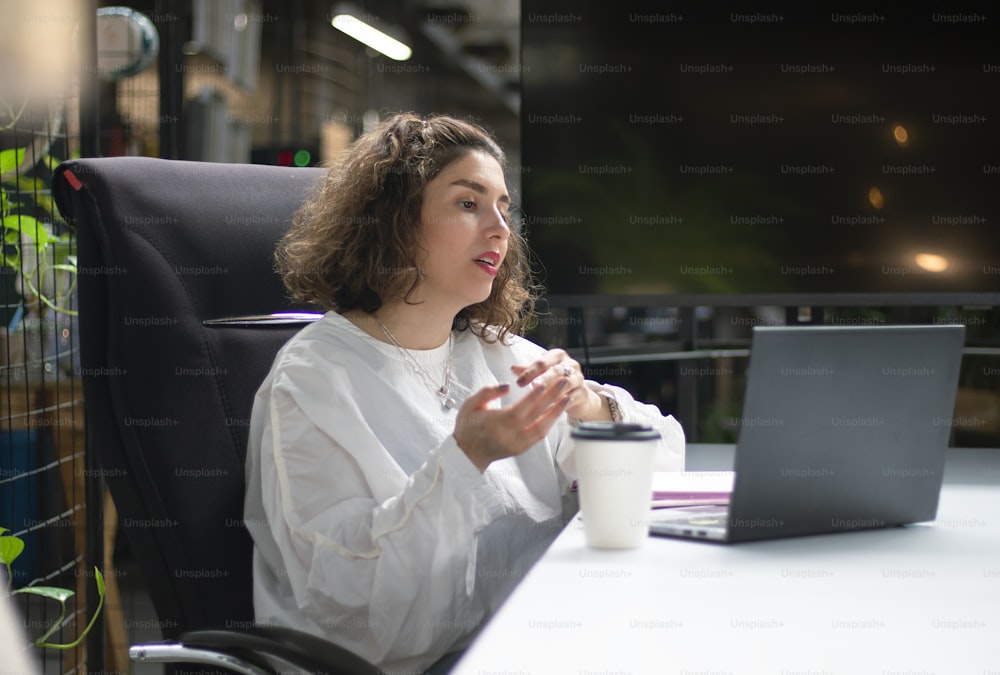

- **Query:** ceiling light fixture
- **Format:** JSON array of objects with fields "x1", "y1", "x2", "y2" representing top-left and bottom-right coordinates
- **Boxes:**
[{"x1": 331, "y1": 4, "x2": 412, "y2": 61}]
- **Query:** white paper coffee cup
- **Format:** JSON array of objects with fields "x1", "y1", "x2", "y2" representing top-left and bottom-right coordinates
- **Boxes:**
[{"x1": 572, "y1": 422, "x2": 660, "y2": 549}]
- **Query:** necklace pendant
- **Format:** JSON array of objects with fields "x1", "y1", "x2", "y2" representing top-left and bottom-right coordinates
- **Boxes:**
[{"x1": 438, "y1": 386, "x2": 456, "y2": 410}]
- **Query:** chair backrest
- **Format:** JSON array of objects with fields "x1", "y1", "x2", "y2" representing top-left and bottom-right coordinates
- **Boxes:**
[{"x1": 53, "y1": 157, "x2": 326, "y2": 638}]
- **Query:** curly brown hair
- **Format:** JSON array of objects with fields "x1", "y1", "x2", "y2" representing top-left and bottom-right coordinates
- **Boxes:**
[{"x1": 276, "y1": 112, "x2": 538, "y2": 342}]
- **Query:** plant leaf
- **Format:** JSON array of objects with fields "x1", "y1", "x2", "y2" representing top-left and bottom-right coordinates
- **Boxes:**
[
  {"x1": 14, "y1": 175, "x2": 45, "y2": 192},
  {"x1": 15, "y1": 585, "x2": 75, "y2": 603},
  {"x1": 0, "y1": 148, "x2": 26, "y2": 175},
  {"x1": 33, "y1": 568, "x2": 106, "y2": 650},
  {"x1": 2, "y1": 214, "x2": 50, "y2": 246},
  {"x1": 0, "y1": 534, "x2": 25, "y2": 565},
  {"x1": 26, "y1": 217, "x2": 52, "y2": 247},
  {"x1": 3, "y1": 214, "x2": 29, "y2": 237}
]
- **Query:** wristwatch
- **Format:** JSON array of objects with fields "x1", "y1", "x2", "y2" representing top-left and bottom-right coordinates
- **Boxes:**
[{"x1": 602, "y1": 393, "x2": 623, "y2": 423}]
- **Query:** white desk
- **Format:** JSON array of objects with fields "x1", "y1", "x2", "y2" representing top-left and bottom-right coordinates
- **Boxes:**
[{"x1": 452, "y1": 445, "x2": 1000, "y2": 675}]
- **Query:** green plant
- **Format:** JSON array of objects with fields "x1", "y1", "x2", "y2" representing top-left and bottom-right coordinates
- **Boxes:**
[
  {"x1": 1, "y1": 144, "x2": 78, "y2": 317},
  {"x1": 0, "y1": 526, "x2": 104, "y2": 650}
]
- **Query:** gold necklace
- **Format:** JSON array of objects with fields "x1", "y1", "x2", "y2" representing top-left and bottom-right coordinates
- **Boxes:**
[{"x1": 373, "y1": 314, "x2": 456, "y2": 410}]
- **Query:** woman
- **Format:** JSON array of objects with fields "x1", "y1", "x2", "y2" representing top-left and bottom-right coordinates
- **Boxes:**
[{"x1": 243, "y1": 113, "x2": 685, "y2": 674}]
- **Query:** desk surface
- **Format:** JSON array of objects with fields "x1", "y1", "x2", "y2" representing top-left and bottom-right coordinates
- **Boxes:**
[{"x1": 453, "y1": 445, "x2": 1000, "y2": 675}]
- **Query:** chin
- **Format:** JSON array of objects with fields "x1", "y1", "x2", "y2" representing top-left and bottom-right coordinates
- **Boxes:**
[
  {"x1": 459, "y1": 291, "x2": 492, "y2": 311},
  {"x1": 477, "y1": 285, "x2": 497, "y2": 304},
  {"x1": 450, "y1": 276, "x2": 496, "y2": 309}
]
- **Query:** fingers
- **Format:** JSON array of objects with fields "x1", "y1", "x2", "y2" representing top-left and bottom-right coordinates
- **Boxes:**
[
  {"x1": 524, "y1": 391, "x2": 571, "y2": 441},
  {"x1": 512, "y1": 349, "x2": 570, "y2": 387},
  {"x1": 507, "y1": 375, "x2": 572, "y2": 443},
  {"x1": 459, "y1": 381, "x2": 511, "y2": 412},
  {"x1": 492, "y1": 382, "x2": 569, "y2": 456},
  {"x1": 516, "y1": 374, "x2": 569, "y2": 420},
  {"x1": 454, "y1": 377, "x2": 570, "y2": 472},
  {"x1": 512, "y1": 350, "x2": 585, "y2": 402},
  {"x1": 512, "y1": 349, "x2": 594, "y2": 423}
]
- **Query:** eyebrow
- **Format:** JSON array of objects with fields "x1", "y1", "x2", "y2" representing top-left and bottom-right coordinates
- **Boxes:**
[{"x1": 449, "y1": 178, "x2": 511, "y2": 204}]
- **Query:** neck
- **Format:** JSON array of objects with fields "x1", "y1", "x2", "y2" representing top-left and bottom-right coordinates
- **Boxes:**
[{"x1": 346, "y1": 301, "x2": 455, "y2": 350}]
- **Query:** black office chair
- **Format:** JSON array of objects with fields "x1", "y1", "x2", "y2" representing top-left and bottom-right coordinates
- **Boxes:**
[{"x1": 52, "y1": 156, "x2": 381, "y2": 675}]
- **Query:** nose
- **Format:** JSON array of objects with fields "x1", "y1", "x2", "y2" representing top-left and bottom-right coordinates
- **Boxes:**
[{"x1": 487, "y1": 205, "x2": 511, "y2": 240}]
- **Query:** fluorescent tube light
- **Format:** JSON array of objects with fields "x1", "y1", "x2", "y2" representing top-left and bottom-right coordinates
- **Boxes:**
[{"x1": 331, "y1": 11, "x2": 412, "y2": 61}]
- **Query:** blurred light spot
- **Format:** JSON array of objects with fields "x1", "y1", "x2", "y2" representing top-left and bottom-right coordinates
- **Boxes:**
[
  {"x1": 868, "y1": 187, "x2": 885, "y2": 209},
  {"x1": 893, "y1": 124, "x2": 909, "y2": 146},
  {"x1": 293, "y1": 149, "x2": 312, "y2": 167},
  {"x1": 915, "y1": 253, "x2": 948, "y2": 273},
  {"x1": 234, "y1": 13, "x2": 249, "y2": 32}
]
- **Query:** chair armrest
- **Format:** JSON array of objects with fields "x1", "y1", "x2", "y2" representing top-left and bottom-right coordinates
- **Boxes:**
[
  {"x1": 130, "y1": 641, "x2": 272, "y2": 675},
  {"x1": 177, "y1": 625, "x2": 382, "y2": 675}
]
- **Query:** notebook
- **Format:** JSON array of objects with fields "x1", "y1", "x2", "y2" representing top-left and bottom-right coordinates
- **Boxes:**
[
  {"x1": 649, "y1": 324, "x2": 966, "y2": 542},
  {"x1": 651, "y1": 471, "x2": 733, "y2": 508}
]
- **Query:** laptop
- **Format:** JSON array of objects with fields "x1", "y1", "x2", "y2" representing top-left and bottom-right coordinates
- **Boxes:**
[{"x1": 649, "y1": 324, "x2": 966, "y2": 543}]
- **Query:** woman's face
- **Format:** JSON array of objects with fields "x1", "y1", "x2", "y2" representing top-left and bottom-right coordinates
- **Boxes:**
[{"x1": 414, "y1": 150, "x2": 511, "y2": 312}]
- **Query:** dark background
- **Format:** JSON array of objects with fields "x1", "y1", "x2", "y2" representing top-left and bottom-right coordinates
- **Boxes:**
[{"x1": 522, "y1": 1, "x2": 999, "y2": 297}]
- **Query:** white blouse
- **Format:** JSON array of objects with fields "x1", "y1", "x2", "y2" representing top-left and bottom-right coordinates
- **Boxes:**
[{"x1": 244, "y1": 311, "x2": 685, "y2": 674}]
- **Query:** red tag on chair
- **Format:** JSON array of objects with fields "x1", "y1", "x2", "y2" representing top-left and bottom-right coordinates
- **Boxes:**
[{"x1": 63, "y1": 169, "x2": 83, "y2": 191}]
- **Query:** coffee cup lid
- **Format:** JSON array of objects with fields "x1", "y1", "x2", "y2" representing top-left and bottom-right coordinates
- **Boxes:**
[{"x1": 571, "y1": 421, "x2": 661, "y2": 441}]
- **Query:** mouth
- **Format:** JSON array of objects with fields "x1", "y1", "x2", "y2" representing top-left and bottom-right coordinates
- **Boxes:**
[{"x1": 473, "y1": 251, "x2": 501, "y2": 276}]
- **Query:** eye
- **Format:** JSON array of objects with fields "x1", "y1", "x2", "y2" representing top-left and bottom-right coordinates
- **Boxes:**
[{"x1": 459, "y1": 200, "x2": 476, "y2": 210}]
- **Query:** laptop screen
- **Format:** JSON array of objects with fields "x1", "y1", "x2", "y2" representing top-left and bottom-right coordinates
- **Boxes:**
[{"x1": 726, "y1": 324, "x2": 965, "y2": 540}]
